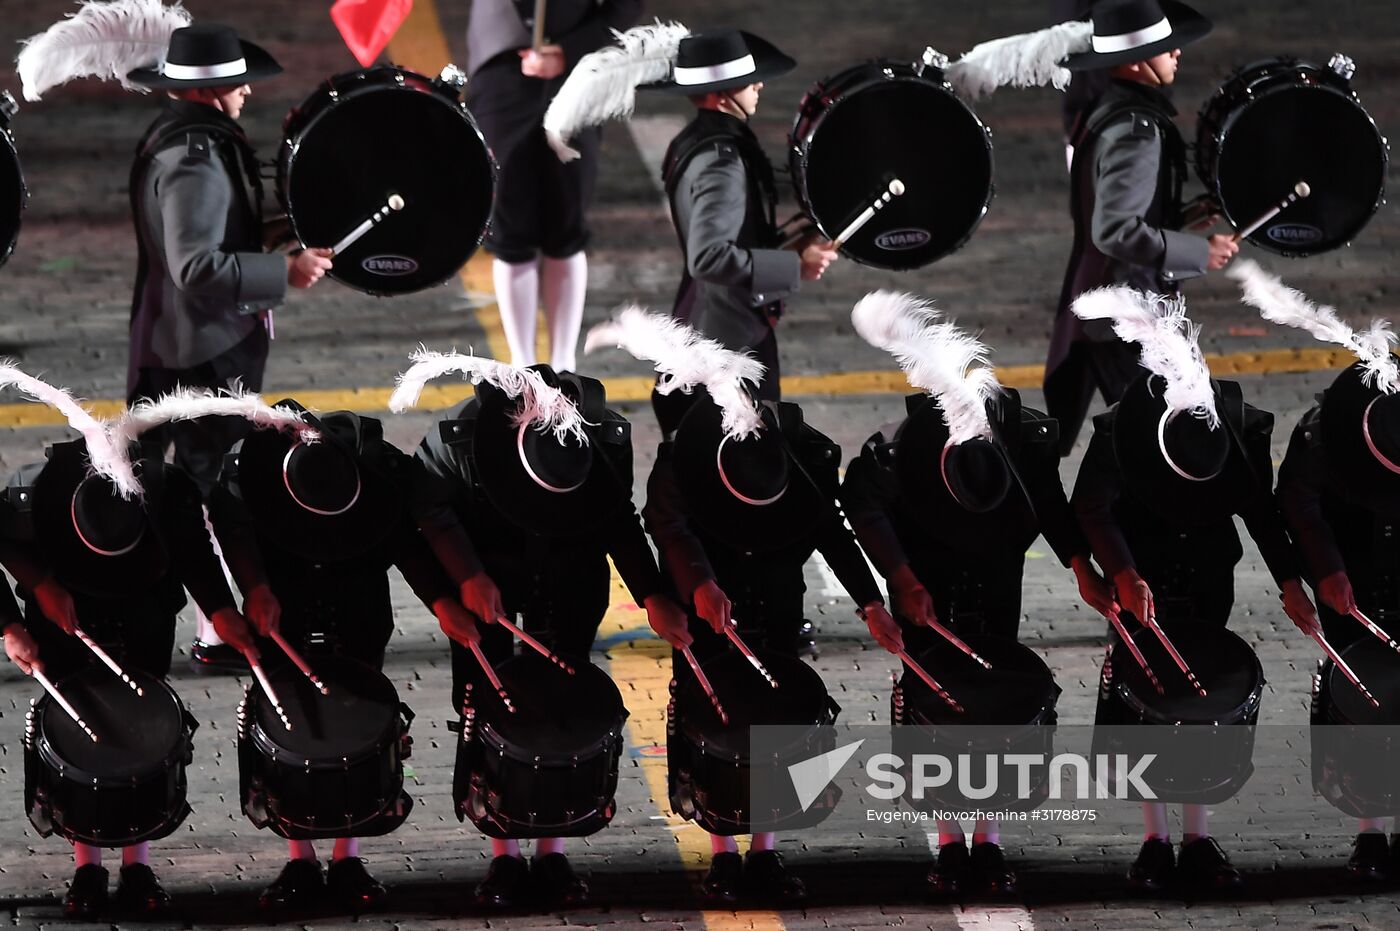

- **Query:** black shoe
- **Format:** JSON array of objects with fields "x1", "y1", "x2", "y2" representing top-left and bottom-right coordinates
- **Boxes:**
[
  {"x1": 927, "y1": 842, "x2": 969, "y2": 896},
  {"x1": 531, "y1": 852, "x2": 589, "y2": 907},
  {"x1": 742, "y1": 850, "x2": 806, "y2": 905},
  {"x1": 190, "y1": 639, "x2": 247, "y2": 675},
  {"x1": 259, "y1": 858, "x2": 325, "y2": 911},
  {"x1": 1350, "y1": 833, "x2": 1392, "y2": 882},
  {"x1": 700, "y1": 851, "x2": 743, "y2": 907},
  {"x1": 1127, "y1": 838, "x2": 1175, "y2": 893},
  {"x1": 1177, "y1": 837, "x2": 1243, "y2": 891},
  {"x1": 63, "y1": 864, "x2": 108, "y2": 920},
  {"x1": 475, "y1": 855, "x2": 530, "y2": 909},
  {"x1": 327, "y1": 857, "x2": 387, "y2": 911},
  {"x1": 113, "y1": 863, "x2": 170, "y2": 915},
  {"x1": 968, "y1": 842, "x2": 1017, "y2": 895}
]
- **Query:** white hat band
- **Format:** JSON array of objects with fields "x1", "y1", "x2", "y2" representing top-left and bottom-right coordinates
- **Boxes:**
[
  {"x1": 161, "y1": 57, "x2": 248, "y2": 81},
  {"x1": 674, "y1": 54, "x2": 756, "y2": 87},
  {"x1": 1092, "y1": 17, "x2": 1172, "y2": 53}
]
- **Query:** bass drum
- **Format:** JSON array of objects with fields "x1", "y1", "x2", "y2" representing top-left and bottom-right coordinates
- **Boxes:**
[
  {"x1": 790, "y1": 59, "x2": 993, "y2": 270},
  {"x1": 1196, "y1": 56, "x2": 1388, "y2": 257},
  {"x1": 279, "y1": 65, "x2": 496, "y2": 295},
  {"x1": 1, "y1": 92, "x2": 26, "y2": 270}
]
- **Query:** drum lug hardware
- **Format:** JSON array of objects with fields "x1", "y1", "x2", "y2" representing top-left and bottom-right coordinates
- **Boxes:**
[
  {"x1": 0, "y1": 91, "x2": 17, "y2": 120},
  {"x1": 395, "y1": 72, "x2": 406, "y2": 85},
  {"x1": 915, "y1": 47, "x2": 949, "y2": 76},
  {"x1": 882, "y1": 68, "x2": 895, "y2": 80},
  {"x1": 1329, "y1": 53, "x2": 1357, "y2": 81},
  {"x1": 438, "y1": 64, "x2": 468, "y2": 92}
]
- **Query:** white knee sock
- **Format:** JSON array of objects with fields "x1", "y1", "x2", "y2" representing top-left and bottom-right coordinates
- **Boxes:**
[
  {"x1": 535, "y1": 837, "x2": 565, "y2": 856},
  {"x1": 332, "y1": 837, "x2": 359, "y2": 862},
  {"x1": 1182, "y1": 803, "x2": 1210, "y2": 841},
  {"x1": 936, "y1": 819, "x2": 966, "y2": 847},
  {"x1": 972, "y1": 819, "x2": 999, "y2": 846},
  {"x1": 493, "y1": 258, "x2": 539, "y2": 366},
  {"x1": 73, "y1": 842, "x2": 102, "y2": 868},
  {"x1": 539, "y1": 252, "x2": 587, "y2": 373},
  {"x1": 1359, "y1": 817, "x2": 1388, "y2": 834},
  {"x1": 710, "y1": 833, "x2": 738, "y2": 855},
  {"x1": 1142, "y1": 802, "x2": 1170, "y2": 841},
  {"x1": 288, "y1": 840, "x2": 316, "y2": 861},
  {"x1": 122, "y1": 843, "x2": 149, "y2": 867},
  {"x1": 750, "y1": 832, "x2": 776, "y2": 853},
  {"x1": 490, "y1": 838, "x2": 522, "y2": 858}
]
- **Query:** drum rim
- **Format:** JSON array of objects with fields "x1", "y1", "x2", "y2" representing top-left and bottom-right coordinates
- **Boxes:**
[
  {"x1": 468, "y1": 658, "x2": 628, "y2": 762},
  {"x1": 899, "y1": 636, "x2": 1059, "y2": 727},
  {"x1": 245, "y1": 658, "x2": 405, "y2": 766},
  {"x1": 0, "y1": 128, "x2": 26, "y2": 268},
  {"x1": 1324, "y1": 637, "x2": 1400, "y2": 724},
  {"x1": 34, "y1": 671, "x2": 191, "y2": 785},
  {"x1": 674, "y1": 649, "x2": 836, "y2": 759},
  {"x1": 1110, "y1": 629, "x2": 1265, "y2": 725}
]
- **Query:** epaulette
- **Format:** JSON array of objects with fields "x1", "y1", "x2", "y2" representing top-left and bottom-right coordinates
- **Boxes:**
[{"x1": 185, "y1": 132, "x2": 213, "y2": 159}]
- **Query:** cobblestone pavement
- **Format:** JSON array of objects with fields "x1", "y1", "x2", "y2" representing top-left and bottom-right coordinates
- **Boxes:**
[{"x1": 0, "y1": 0, "x2": 1398, "y2": 928}]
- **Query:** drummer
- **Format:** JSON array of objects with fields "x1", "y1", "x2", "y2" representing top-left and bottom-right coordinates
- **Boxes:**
[
  {"x1": 1044, "y1": 0, "x2": 1237, "y2": 455},
  {"x1": 1069, "y1": 287, "x2": 1315, "y2": 892},
  {"x1": 208, "y1": 401, "x2": 473, "y2": 913},
  {"x1": 391, "y1": 352, "x2": 688, "y2": 909},
  {"x1": 1232, "y1": 260, "x2": 1400, "y2": 880},
  {"x1": 839, "y1": 291, "x2": 1114, "y2": 895},
  {"x1": 0, "y1": 375, "x2": 264, "y2": 919}
]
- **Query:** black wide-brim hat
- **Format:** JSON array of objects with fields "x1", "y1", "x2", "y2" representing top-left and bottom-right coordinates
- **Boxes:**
[
  {"x1": 1113, "y1": 372, "x2": 1253, "y2": 524},
  {"x1": 671, "y1": 396, "x2": 827, "y2": 552},
  {"x1": 233, "y1": 402, "x2": 401, "y2": 562},
  {"x1": 641, "y1": 29, "x2": 796, "y2": 96},
  {"x1": 1062, "y1": 0, "x2": 1212, "y2": 72},
  {"x1": 1320, "y1": 361, "x2": 1400, "y2": 509},
  {"x1": 128, "y1": 23, "x2": 283, "y2": 89},
  {"x1": 469, "y1": 371, "x2": 630, "y2": 536},
  {"x1": 30, "y1": 441, "x2": 168, "y2": 597}
]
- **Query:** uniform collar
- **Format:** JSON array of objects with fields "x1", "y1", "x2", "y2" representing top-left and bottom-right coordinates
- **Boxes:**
[{"x1": 1106, "y1": 78, "x2": 1178, "y2": 117}]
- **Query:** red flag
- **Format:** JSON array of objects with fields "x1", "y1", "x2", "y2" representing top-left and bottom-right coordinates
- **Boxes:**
[{"x1": 331, "y1": 0, "x2": 414, "y2": 68}]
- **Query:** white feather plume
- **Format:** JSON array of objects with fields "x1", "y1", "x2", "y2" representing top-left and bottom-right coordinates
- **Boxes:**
[
  {"x1": 0, "y1": 362, "x2": 140, "y2": 496},
  {"x1": 850, "y1": 291, "x2": 1000, "y2": 444},
  {"x1": 16, "y1": 0, "x2": 191, "y2": 102},
  {"x1": 110, "y1": 386, "x2": 318, "y2": 454},
  {"x1": 584, "y1": 305, "x2": 765, "y2": 438},
  {"x1": 945, "y1": 19, "x2": 1093, "y2": 100},
  {"x1": 391, "y1": 349, "x2": 588, "y2": 442},
  {"x1": 1072, "y1": 287, "x2": 1218, "y2": 425},
  {"x1": 543, "y1": 20, "x2": 690, "y2": 161},
  {"x1": 1228, "y1": 258, "x2": 1400, "y2": 394}
]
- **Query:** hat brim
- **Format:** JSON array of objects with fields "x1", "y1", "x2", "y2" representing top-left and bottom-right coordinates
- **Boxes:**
[
  {"x1": 641, "y1": 32, "x2": 796, "y2": 95},
  {"x1": 234, "y1": 407, "x2": 401, "y2": 562},
  {"x1": 671, "y1": 399, "x2": 827, "y2": 552},
  {"x1": 31, "y1": 444, "x2": 168, "y2": 597},
  {"x1": 127, "y1": 40, "x2": 283, "y2": 89},
  {"x1": 1062, "y1": 1, "x2": 1212, "y2": 72},
  {"x1": 1320, "y1": 363, "x2": 1400, "y2": 510}
]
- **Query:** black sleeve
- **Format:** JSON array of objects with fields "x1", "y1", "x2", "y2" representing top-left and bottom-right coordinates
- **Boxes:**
[
  {"x1": 1072, "y1": 420, "x2": 1136, "y2": 579},
  {"x1": 603, "y1": 505, "x2": 665, "y2": 605},
  {"x1": 1236, "y1": 408, "x2": 1300, "y2": 586},
  {"x1": 642, "y1": 443, "x2": 716, "y2": 599},
  {"x1": 158, "y1": 468, "x2": 238, "y2": 616},
  {"x1": 1276, "y1": 412, "x2": 1345, "y2": 581},
  {"x1": 0, "y1": 573, "x2": 24, "y2": 631},
  {"x1": 408, "y1": 424, "x2": 486, "y2": 586},
  {"x1": 387, "y1": 519, "x2": 456, "y2": 610},
  {"x1": 556, "y1": 0, "x2": 642, "y2": 72},
  {"x1": 1017, "y1": 424, "x2": 1090, "y2": 568},
  {"x1": 839, "y1": 431, "x2": 910, "y2": 580},
  {"x1": 807, "y1": 449, "x2": 882, "y2": 608},
  {"x1": 206, "y1": 481, "x2": 270, "y2": 597}
]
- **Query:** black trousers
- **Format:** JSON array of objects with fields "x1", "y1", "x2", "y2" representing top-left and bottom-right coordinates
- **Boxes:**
[
  {"x1": 1046, "y1": 338, "x2": 1142, "y2": 456},
  {"x1": 130, "y1": 327, "x2": 269, "y2": 496}
]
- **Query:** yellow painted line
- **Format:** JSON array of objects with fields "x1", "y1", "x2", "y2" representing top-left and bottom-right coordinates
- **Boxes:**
[{"x1": 385, "y1": 0, "x2": 452, "y2": 76}]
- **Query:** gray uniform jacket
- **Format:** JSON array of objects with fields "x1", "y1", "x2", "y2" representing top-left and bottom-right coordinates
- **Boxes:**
[
  {"x1": 662, "y1": 109, "x2": 800, "y2": 356},
  {"x1": 466, "y1": 0, "x2": 642, "y2": 75},
  {"x1": 127, "y1": 100, "x2": 286, "y2": 394}
]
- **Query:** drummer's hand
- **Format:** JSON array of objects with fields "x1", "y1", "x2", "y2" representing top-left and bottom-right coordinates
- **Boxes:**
[
  {"x1": 1317, "y1": 570, "x2": 1356, "y2": 617},
  {"x1": 797, "y1": 238, "x2": 840, "y2": 281},
  {"x1": 244, "y1": 583, "x2": 281, "y2": 637},
  {"x1": 460, "y1": 571, "x2": 506, "y2": 625},
  {"x1": 1282, "y1": 577, "x2": 1321, "y2": 637},
  {"x1": 1113, "y1": 568, "x2": 1154, "y2": 626},
  {"x1": 644, "y1": 594, "x2": 692, "y2": 648},
  {"x1": 1206, "y1": 233, "x2": 1239, "y2": 271},
  {"x1": 692, "y1": 579, "x2": 732, "y2": 634},
  {"x1": 3, "y1": 623, "x2": 41, "y2": 676},
  {"x1": 288, "y1": 248, "x2": 333, "y2": 288},
  {"x1": 209, "y1": 606, "x2": 258, "y2": 660},
  {"x1": 32, "y1": 576, "x2": 78, "y2": 635},
  {"x1": 519, "y1": 45, "x2": 565, "y2": 80},
  {"x1": 433, "y1": 597, "x2": 481, "y2": 647},
  {"x1": 889, "y1": 564, "x2": 936, "y2": 628},
  {"x1": 861, "y1": 601, "x2": 903, "y2": 655},
  {"x1": 1072, "y1": 554, "x2": 1117, "y2": 618}
]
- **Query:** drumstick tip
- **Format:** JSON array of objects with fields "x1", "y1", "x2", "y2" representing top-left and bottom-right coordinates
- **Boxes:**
[
  {"x1": 888, "y1": 178, "x2": 905, "y2": 197},
  {"x1": 388, "y1": 194, "x2": 405, "y2": 211},
  {"x1": 1295, "y1": 180, "x2": 1311, "y2": 198}
]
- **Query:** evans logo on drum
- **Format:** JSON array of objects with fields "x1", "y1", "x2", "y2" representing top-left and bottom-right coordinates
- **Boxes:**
[
  {"x1": 1265, "y1": 223, "x2": 1325, "y2": 246},
  {"x1": 361, "y1": 255, "x2": 420, "y2": 277},
  {"x1": 874, "y1": 228, "x2": 932, "y2": 251}
]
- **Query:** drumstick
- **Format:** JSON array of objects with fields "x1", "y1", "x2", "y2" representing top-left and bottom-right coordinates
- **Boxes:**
[
  {"x1": 680, "y1": 645, "x2": 729, "y2": 726},
  {"x1": 269, "y1": 631, "x2": 328, "y2": 696},
  {"x1": 495, "y1": 615, "x2": 575, "y2": 675},
  {"x1": 1232, "y1": 180, "x2": 1310, "y2": 242},
  {"x1": 724, "y1": 623, "x2": 777, "y2": 688},
  {"x1": 32, "y1": 669, "x2": 97, "y2": 742},
  {"x1": 249, "y1": 659, "x2": 294, "y2": 731},
  {"x1": 531, "y1": 0, "x2": 548, "y2": 50},
  {"x1": 925, "y1": 617, "x2": 992, "y2": 670},
  {"x1": 1106, "y1": 609, "x2": 1165, "y2": 696},
  {"x1": 1350, "y1": 606, "x2": 1400, "y2": 654},
  {"x1": 832, "y1": 178, "x2": 906, "y2": 250},
  {"x1": 1309, "y1": 628, "x2": 1380, "y2": 709},
  {"x1": 1145, "y1": 622, "x2": 1208, "y2": 697},
  {"x1": 73, "y1": 628, "x2": 143, "y2": 697},
  {"x1": 896, "y1": 650, "x2": 964, "y2": 714},
  {"x1": 469, "y1": 641, "x2": 515, "y2": 713},
  {"x1": 329, "y1": 194, "x2": 405, "y2": 255}
]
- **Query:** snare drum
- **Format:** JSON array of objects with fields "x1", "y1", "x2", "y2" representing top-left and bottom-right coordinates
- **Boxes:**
[
  {"x1": 893, "y1": 636, "x2": 1059, "y2": 813},
  {"x1": 668, "y1": 649, "x2": 840, "y2": 836},
  {"x1": 279, "y1": 65, "x2": 496, "y2": 295},
  {"x1": 1196, "y1": 56, "x2": 1388, "y2": 256},
  {"x1": 0, "y1": 92, "x2": 26, "y2": 270},
  {"x1": 789, "y1": 59, "x2": 994, "y2": 270},
  {"x1": 454, "y1": 653, "x2": 628, "y2": 838},
  {"x1": 1096, "y1": 626, "x2": 1263, "y2": 803},
  {"x1": 238, "y1": 655, "x2": 414, "y2": 839},
  {"x1": 1311, "y1": 637, "x2": 1400, "y2": 818},
  {"x1": 25, "y1": 670, "x2": 196, "y2": 845}
]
